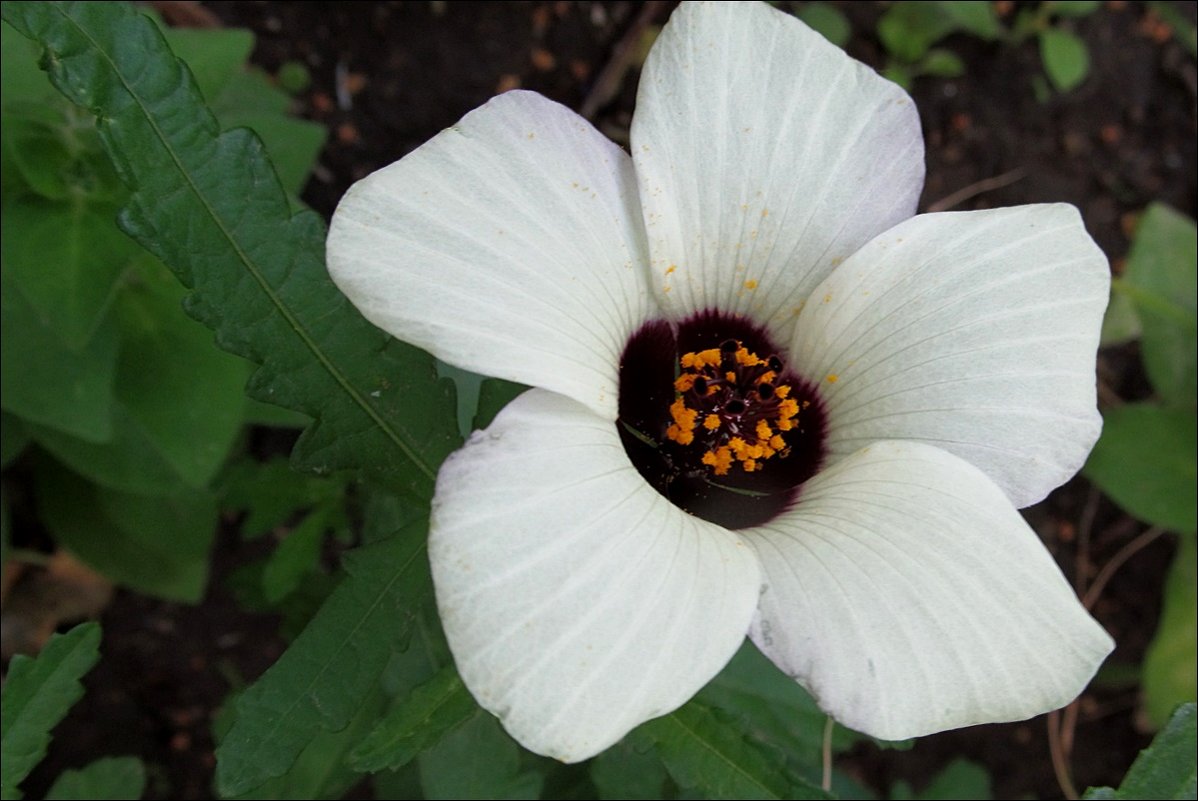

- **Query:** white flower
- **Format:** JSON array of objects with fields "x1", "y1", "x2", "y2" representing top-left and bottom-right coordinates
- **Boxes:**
[{"x1": 327, "y1": 1, "x2": 1113, "y2": 763}]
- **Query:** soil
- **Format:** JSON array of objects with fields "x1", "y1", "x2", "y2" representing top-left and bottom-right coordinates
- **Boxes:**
[{"x1": 8, "y1": 1, "x2": 1196, "y2": 799}]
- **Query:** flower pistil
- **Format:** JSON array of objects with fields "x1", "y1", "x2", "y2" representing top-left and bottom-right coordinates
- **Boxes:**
[{"x1": 666, "y1": 339, "x2": 804, "y2": 475}]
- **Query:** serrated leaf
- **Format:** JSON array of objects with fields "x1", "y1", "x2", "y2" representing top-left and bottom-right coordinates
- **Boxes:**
[
  {"x1": 417, "y1": 712, "x2": 545, "y2": 801},
  {"x1": 226, "y1": 682, "x2": 387, "y2": 801},
  {"x1": 2, "y1": 196, "x2": 132, "y2": 349},
  {"x1": 1040, "y1": 28, "x2": 1090, "y2": 92},
  {"x1": 350, "y1": 666, "x2": 477, "y2": 773},
  {"x1": 1083, "y1": 703, "x2": 1196, "y2": 799},
  {"x1": 795, "y1": 3, "x2": 850, "y2": 48},
  {"x1": 31, "y1": 258, "x2": 250, "y2": 494},
  {"x1": 636, "y1": 700, "x2": 832, "y2": 800},
  {"x1": 159, "y1": 26, "x2": 254, "y2": 102},
  {"x1": 1, "y1": 1, "x2": 460, "y2": 501},
  {"x1": 35, "y1": 460, "x2": 216, "y2": 602},
  {"x1": 44, "y1": 756, "x2": 146, "y2": 801},
  {"x1": 0, "y1": 622, "x2": 102, "y2": 800},
  {"x1": 216, "y1": 106, "x2": 326, "y2": 198},
  {"x1": 1084, "y1": 404, "x2": 1197, "y2": 533},
  {"x1": 1, "y1": 266, "x2": 119, "y2": 443},
  {"x1": 1122, "y1": 204, "x2": 1198, "y2": 408},
  {"x1": 215, "y1": 519, "x2": 432, "y2": 796},
  {"x1": 1143, "y1": 537, "x2": 1198, "y2": 728}
]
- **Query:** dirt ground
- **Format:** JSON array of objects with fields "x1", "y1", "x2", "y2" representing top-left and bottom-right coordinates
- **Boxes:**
[{"x1": 14, "y1": 1, "x2": 1198, "y2": 799}]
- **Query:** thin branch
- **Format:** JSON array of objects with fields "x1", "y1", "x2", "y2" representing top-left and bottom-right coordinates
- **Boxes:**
[
  {"x1": 1083, "y1": 526, "x2": 1165, "y2": 610},
  {"x1": 926, "y1": 168, "x2": 1027, "y2": 212},
  {"x1": 821, "y1": 716, "x2": 835, "y2": 793},
  {"x1": 579, "y1": 1, "x2": 668, "y2": 120},
  {"x1": 1048, "y1": 709, "x2": 1080, "y2": 800}
]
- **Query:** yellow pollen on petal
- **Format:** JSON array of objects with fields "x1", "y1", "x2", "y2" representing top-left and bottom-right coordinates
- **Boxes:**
[
  {"x1": 756, "y1": 420, "x2": 773, "y2": 441},
  {"x1": 826, "y1": 373, "x2": 839, "y2": 384},
  {"x1": 725, "y1": 371, "x2": 737, "y2": 383},
  {"x1": 697, "y1": 348, "x2": 722, "y2": 367},
  {"x1": 743, "y1": 279, "x2": 758, "y2": 290},
  {"x1": 775, "y1": 385, "x2": 791, "y2": 399},
  {"x1": 770, "y1": 434, "x2": 786, "y2": 450},
  {"x1": 704, "y1": 414, "x2": 721, "y2": 431}
]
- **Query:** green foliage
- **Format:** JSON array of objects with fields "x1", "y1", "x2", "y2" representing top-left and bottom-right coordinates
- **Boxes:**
[
  {"x1": 417, "y1": 712, "x2": 545, "y2": 800},
  {"x1": 891, "y1": 759, "x2": 992, "y2": 799},
  {"x1": 876, "y1": 1, "x2": 997, "y2": 88},
  {"x1": 1, "y1": 2, "x2": 460, "y2": 505},
  {"x1": 0, "y1": 623, "x2": 102, "y2": 800},
  {"x1": 796, "y1": 3, "x2": 850, "y2": 48},
  {"x1": 215, "y1": 519, "x2": 432, "y2": 796},
  {"x1": 1120, "y1": 205, "x2": 1198, "y2": 409},
  {"x1": 590, "y1": 741, "x2": 671, "y2": 800},
  {"x1": 1085, "y1": 404, "x2": 1197, "y2": 534},
  {"x1": 1084, "y1": 703, "x2": 1196, "y2": 799},
  {"x1": 44, "y1": 756, "x2": 146, "y2": 801},
  {"x1": 1039, "y1": 28, "x2": 1089, "y2": 91},
  {"x1": 635, "y1": 699, "x2": 832, "y2": 800},
  {"x1": 350, "y1": 666, "x2": 477, "y2": 773},
  {"x1": 35, "y1": 461, "x2": 217, "y2": 602},
  {"x1": 1143, "y1": 537, "x2": 1198, "y2": 728}
]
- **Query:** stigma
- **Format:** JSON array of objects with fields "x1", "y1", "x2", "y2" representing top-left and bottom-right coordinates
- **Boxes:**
[{"x1": 665, "y1": 339, "x2": 806, "y2": 475}]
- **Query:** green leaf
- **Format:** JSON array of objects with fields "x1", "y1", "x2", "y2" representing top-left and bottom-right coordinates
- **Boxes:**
[
  {"x1": 891, "y1": 758, "x2": 992, "y2": 799},
  {"x1": 218, "y1": 458, "x2": 342, "y2": 541},
  {"x1": 795, "y1": 3, "x2": 850, "y2": 48},
  {"x1": 1, "y1": 1, "x2": 460, "y2": 501},
  {"x1": 261, "y1": 505, "x2": 331, "y2": 604},
  {"x1": 1122, "y1": 204, "x2": 1198, "y2": 408},
  {"x1": 1, "y1": 412, "x2": 31, "y2": 468},
  {"x1": 1084, "y1": 404, "x2": 1197, "y2": 533},
  {"x1": 636, "y1": 700, "x2": 832, "y2": 800},
  {"x1": 1049, "y1": 1, "x2": 1102, "y2": 18},
  {"x1": 1101, "y1": 286, "x2": 1142, "y2": 346},
  {"x1": 215, "y1": 519, "x2": 432, "y2": 796},
  {"x1": 472, "y1": 379, "x2": 528, "y2": 432},
  {"x1": 939, "y1": 1, "x2": 1003, "y2": 38},
  {"x1": 417, "y1": 712, "x2": 545, "y2": 801},
  {"x1": 1083, "y1": 703, "x2": 1196, "y2": 799},
  {"x1": 918, "y1": 48, "x2": 967, "y2": 78},
  {"x1": 226, "y1": 682, "x2": 387, "y2": 801},
  {"x1": 1, "y1": 266, "x2": 119, "y2": 443},
  {"x1": 1040, "y1": 28, "x2": 1090, "y2": 92},
  {"x1": 877, "y1": 3, "x2": 960, "y2": 62},
  {"x1": 31, "y1": 258, "x2": 250, "y2": 494},
  {"x1": 44, "y1": 756, "x2": 146, "y2": 801},
  {"x1": 159, "y1": 26, "x2": 254, "y2": 102},
  {"x1": 0, "y1": 622, "x2": 102, "y2": 800},
  {"x1": 35, "y1": 460, "x2": 216, "y2": 602},
  {"x1": 700, "y1": 640, "x2": 856, "y2": 772},
  {"x1": 349, "y1": 665, "x2": 477, "y2": 773},
  {"x1": 590, "y1": 741, "x2": 670, "y2": 800},
  {"x1": 1143, "y1": 537, "x2": 1198, "y2": 728},
  {"x1": 2, "y1": 196, "x2": 132, "y2": 350},
  {"x1": 204, "y1": 59, "x2": 328, "y2": 198}
]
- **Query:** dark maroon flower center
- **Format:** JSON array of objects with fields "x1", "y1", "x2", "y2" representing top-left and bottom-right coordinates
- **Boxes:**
[{"x1": 617, "y1": 310, "x2": 827, "y2": 529}]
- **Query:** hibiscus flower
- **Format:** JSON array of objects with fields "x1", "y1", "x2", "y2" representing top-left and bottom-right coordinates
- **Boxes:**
[{"x1": 326, "y1": 1, "x2": 1113, "y2": 763}]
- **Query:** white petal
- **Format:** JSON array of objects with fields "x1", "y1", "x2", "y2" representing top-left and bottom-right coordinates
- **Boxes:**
[
  {"x1": 745, "y1": 440, "x2": 1113, "y2": 740},
  {"x1": 794, "y1": 204, "x2": 1108, "y2": 507},
  {"x1": 431, "y1": 389, "x2": 761, "y2": 761},
  {"x1": 632, "y1": 1, "x2": 924, "y2": 342},
  {"x1": 327, "y1": 91, "x2": 654, "y2": 420}
]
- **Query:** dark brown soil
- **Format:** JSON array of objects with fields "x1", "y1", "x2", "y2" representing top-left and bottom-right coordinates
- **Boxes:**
[{"x1": 13, "y1": 2, "x2": 1197, "y2": 799}]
